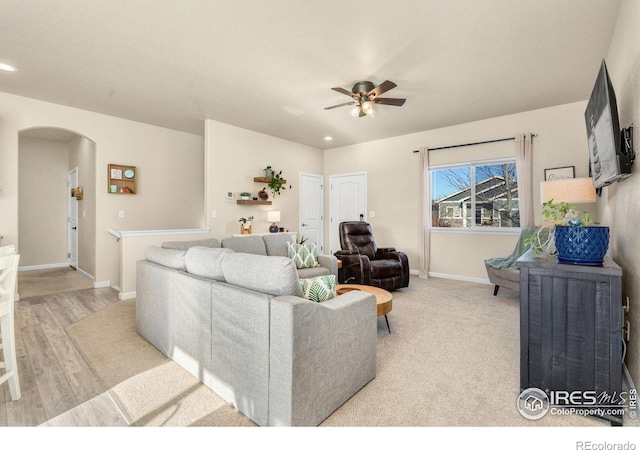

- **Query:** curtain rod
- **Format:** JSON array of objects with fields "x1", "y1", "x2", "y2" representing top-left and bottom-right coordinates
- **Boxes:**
[{"x1": 412, "y1": 134, "x2": 537, "y2": 153}]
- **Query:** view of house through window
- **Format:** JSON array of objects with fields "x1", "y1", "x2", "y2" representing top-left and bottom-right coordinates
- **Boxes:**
[{"x1": 430, "y1": 159, "x2": 520, "y2": 229}]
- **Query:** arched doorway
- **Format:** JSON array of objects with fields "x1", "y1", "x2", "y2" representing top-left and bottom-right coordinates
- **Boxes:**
[{"x1": 18, "y1": 127, "x2": 97, "y2": 288}]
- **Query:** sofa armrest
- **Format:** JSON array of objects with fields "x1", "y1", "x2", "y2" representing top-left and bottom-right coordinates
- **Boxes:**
[
  {"x1": 269, "y1": 291, "x2": 377, "y2": 426},
  {"x1": 316, "y1": 254, "x2": 338, "y2": 277},
  {"x1": 376, "y1": 247, "x2": 397, "y2": 255}
]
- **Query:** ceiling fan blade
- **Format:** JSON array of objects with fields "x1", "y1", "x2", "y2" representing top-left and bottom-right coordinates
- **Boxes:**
[
  {"x1": 324, "y1": 101, "x2": 355, "y2": 110},
  {"x1": 373, "y1": 97, "x2": 406, "y2": 106},
  {"x1": 331, "y1": 87, "x2": 356, "y2": 97},
  {"x1": 368, "y1": 80, "x2": 397, "y2": 98}
]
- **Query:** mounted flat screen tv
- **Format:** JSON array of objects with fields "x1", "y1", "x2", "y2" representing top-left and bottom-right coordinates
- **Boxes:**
[{"x1": 585, "y1": 59, "x2": 632, "y2": 189}]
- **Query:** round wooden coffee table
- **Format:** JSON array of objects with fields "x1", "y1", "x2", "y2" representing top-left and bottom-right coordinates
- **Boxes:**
[{"x1": 336, "y1": 284, "x2": 393, "y2": 332}]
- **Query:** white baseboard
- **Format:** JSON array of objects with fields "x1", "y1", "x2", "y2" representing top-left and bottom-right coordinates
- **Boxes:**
[
  {"x1": 76, "y1": 268, "x2": 95, "y2": 281},
  {"x1": 18, "y1": 262, "x2": 69, "y2": 272},
  {"x1": 428, "y1": 271, "x2": 491, "y2": 285},
  {"x1": 93, "y1": 280, "x2": 111, "y2": 288},
  {"x1": 119, "y1": 291, "x2": 136, "y2": 300}
]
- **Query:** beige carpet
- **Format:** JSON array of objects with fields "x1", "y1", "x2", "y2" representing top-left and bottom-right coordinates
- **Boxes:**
[
  {"x1": 18, "y1": 267, "x2": 94, "y2": 299},
  {"x1": 66, "y1": 277, "x2": 607, "y2": 427}
]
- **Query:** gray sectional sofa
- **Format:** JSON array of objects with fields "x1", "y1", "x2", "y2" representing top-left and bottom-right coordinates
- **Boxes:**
[
  {"x1": 136, "y1": 244, "x2": 376, "y2": 426},
  {"x1": 220, "y1": 234, "x2": 338, "y2": 279},
  {"x1": 162, "y1": 234, "x2": 338, "y2": 279}
]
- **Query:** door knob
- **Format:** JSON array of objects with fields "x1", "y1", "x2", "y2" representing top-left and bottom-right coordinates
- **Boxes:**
[
  {"x1": 302, "y1": 223, "x2": 308, "y2": 227},
  {"x1": 72, "y1": 227, "x2": 77, "y2": 230}
]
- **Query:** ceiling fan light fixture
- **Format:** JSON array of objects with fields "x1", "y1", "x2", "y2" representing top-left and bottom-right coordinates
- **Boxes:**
[
  {"x1": 361, "y1": 100, "x2": 373, "y2": 113},
  {"x1": 365, "y1": 107, "x2": 376, "y2": 118},
  {"x1": 350, "y1": 105, "x2": 360, "y2": 117}
]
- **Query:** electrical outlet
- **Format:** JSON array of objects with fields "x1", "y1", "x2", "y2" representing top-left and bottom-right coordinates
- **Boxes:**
[
  {"x1": 118, "y1": 210, "x2": 125, "y2": 218},
  {"x1": 369, "y1": 211, "x2": 376, "y2": 218},
  {"x1": 212, "y1": 210, "x2": 217, "y2": 218}
]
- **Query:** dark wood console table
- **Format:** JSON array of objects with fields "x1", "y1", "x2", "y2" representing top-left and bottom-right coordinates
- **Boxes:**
[{"x1": 516, "y1": 250, "x2": 623, "y2": 425}]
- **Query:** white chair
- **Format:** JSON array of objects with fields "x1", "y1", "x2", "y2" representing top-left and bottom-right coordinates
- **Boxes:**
[{"x1": 0, "y1": 244, "x2": 21, "y2": 401}]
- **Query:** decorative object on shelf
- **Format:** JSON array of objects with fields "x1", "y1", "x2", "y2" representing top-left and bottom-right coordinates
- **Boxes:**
[
  {"x1": 262, "y1": 166, "x2": 287, "y2": 196},
  {"x1": 258, "y1": 188, "x2": 269, "y2": 200},
  {"x1": 71, "y1": 187, "x2": 83, "y2": 200},
  {"x1": 544, "y1": 166, "x2": 575, "y2": 181},
  {"x1": 110, "y1": 168, "x2": 123, "y2": 179},
  {"x1": 527, "y1": 178, "x2": 607, "y2": 265},
  {"x1": 108, "y1": 163, "x2": 136, "y2": 194},
  {"x1": 252, "y1": 197, "x2": 258, "y2": 201},
  {"x1": 239, "y1": 216, "x2": 254, "y2": 235},
  {"x1": 267, "y1": 211, "x2": 280, "y2": 233},
  {"x1": 264, "y1": 165, "x2": 274, "y2": 179},
  {"x1": 240, "y1": 192, "x2": 251, "y2": 200}
]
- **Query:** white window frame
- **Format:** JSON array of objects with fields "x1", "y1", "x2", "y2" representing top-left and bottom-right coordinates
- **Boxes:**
[{"x1": 429, "y1": 157, "x2": 521, "y2": 235}]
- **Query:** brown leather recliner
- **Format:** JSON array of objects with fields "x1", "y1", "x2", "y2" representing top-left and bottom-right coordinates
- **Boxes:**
[{"x1": 334, "y1": 221, "x2": 409, "y2": 291}]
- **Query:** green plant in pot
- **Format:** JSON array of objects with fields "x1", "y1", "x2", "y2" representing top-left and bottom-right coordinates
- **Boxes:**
[
  {"x1": 239, "y1": 216, "x2": 254, "y2": 227},
  {"x1": 263, "y1": 165, "x2": 286, "y2": 196},
  {"x1": 527, "y1": 200, "x2": 609, "y2": 266}
]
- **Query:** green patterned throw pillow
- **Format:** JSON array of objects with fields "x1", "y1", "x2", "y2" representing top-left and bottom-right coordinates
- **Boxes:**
[
  {"x1": 286, "y1": 242, "x2": 321, "y2": 269},
  {"x1": 300, "y1": 275, "x2": 336, "y2": 303}
]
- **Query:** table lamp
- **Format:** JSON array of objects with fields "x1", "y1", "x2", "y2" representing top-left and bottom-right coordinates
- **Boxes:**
[
  {"x1": 267, "y1": 211, "x2": 281, "y2": 233},
  {"x1": 540, "y1": 177, "x2": 597, "y2": 204}
]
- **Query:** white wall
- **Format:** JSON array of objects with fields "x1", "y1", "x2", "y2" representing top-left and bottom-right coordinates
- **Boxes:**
[
  {"x1": 69, "y1": 134, "x2": 97, "y2": 277},
  {"x1": 0, "y1": 92, "x2": 204, "y2": 289},
  {"x1": 324, "y1": 101, "x2": 593, "y2": 282},
  {"x1": 204, "y1": 120, "x2": 324, "y2": 241},
  {"x1": 600, "y1": 0, "x2": 640, "y2": 384},
  {"x1": 18, "y1": 137, "x2": 69, "y2": 267}
]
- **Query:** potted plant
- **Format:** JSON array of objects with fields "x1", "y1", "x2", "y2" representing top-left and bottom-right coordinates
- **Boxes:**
[
  {"x1": 239, "y1": 216, "x2": 253, "y2": 227},
  {"x1": 527, "y1": 200, "x2": 609, "y2": 265},
  {"x1": 239, "y1": 216, "x2": 254, "y2": 234},
  {"x1": 263, "y1": 165, "x2": 287, "y2": 196},
  {"x1": 240, "y1": 191, "x2": 251, "y2": 200}
]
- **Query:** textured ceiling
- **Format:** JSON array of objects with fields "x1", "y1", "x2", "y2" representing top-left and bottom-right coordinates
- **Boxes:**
[{"x1": 0, "y1": 0, "x2": 622, "y2": 149}]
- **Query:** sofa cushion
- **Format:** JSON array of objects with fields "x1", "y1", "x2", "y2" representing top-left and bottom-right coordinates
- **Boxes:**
[
  {"x1": 185, "y1": 247, "x2": 234, "y2": 281},
  {"x1": 287, "y1": 242, "x2": 321, "y2": 269},
  {"x1": 161, "y1": 238, "x2": 220, "y2": 250},
  {"x1": 144, "y1": 246, "x2": 186, "y2": 271},
  {"x1": 221, "y1": 236, "x2": 267, "y2": 256},
  {"x1": 300, "y1": 275, "x2": 336, "y2": 303},
  {"x1": 222, "y1": 253, "x2": 303, "y2": 297},
  {"x1": 262, "y1": 233, "x2": 294, "y2": 257}
]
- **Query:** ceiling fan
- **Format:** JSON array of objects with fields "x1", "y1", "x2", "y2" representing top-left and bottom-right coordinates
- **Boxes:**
[{"x1": 324, "y1": 80, "x2": 406, "y2": 117}]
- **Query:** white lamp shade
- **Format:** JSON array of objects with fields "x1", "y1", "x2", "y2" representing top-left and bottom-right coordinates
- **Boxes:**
[
  {"x1": 540, "y1": 177, "x2": 597, "y2": 204},
  {"x1": 267, "y1": 211, "x2": 281, "y2": 223}
]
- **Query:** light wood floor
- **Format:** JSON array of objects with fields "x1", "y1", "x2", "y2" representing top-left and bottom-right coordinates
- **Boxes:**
[{"x1": 0, "y1": 278, "x2": 126, "y2": 426}]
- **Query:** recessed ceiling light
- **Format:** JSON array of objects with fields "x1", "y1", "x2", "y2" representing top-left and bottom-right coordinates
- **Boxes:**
[
  {"x1": 0, "y1": 63, "x2": 16, "y2": 72},
  {"x1": 324, "y1": 136, "x2": 333, "y2": 141}
]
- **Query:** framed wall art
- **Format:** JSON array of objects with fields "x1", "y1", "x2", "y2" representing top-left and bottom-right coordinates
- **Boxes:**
[{"x1": 544, "y1": 166, "x2": 575, "y2": 181}]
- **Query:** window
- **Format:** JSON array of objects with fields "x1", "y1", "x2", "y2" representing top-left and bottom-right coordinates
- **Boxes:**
[{"x1": 430, "y1": 159, "x2": 520, "y2": 229}]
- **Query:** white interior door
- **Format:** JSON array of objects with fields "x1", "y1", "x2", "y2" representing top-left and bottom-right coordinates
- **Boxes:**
[
  {"x1": 299, "y1": 173, "x2": 324, "y2": 252},
  {"x1": 329, "y1": 172, "x2": 367, "y2": 255},
  {"x1": 68, "y1": 168, "x2": 78, "y2": 269}
]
